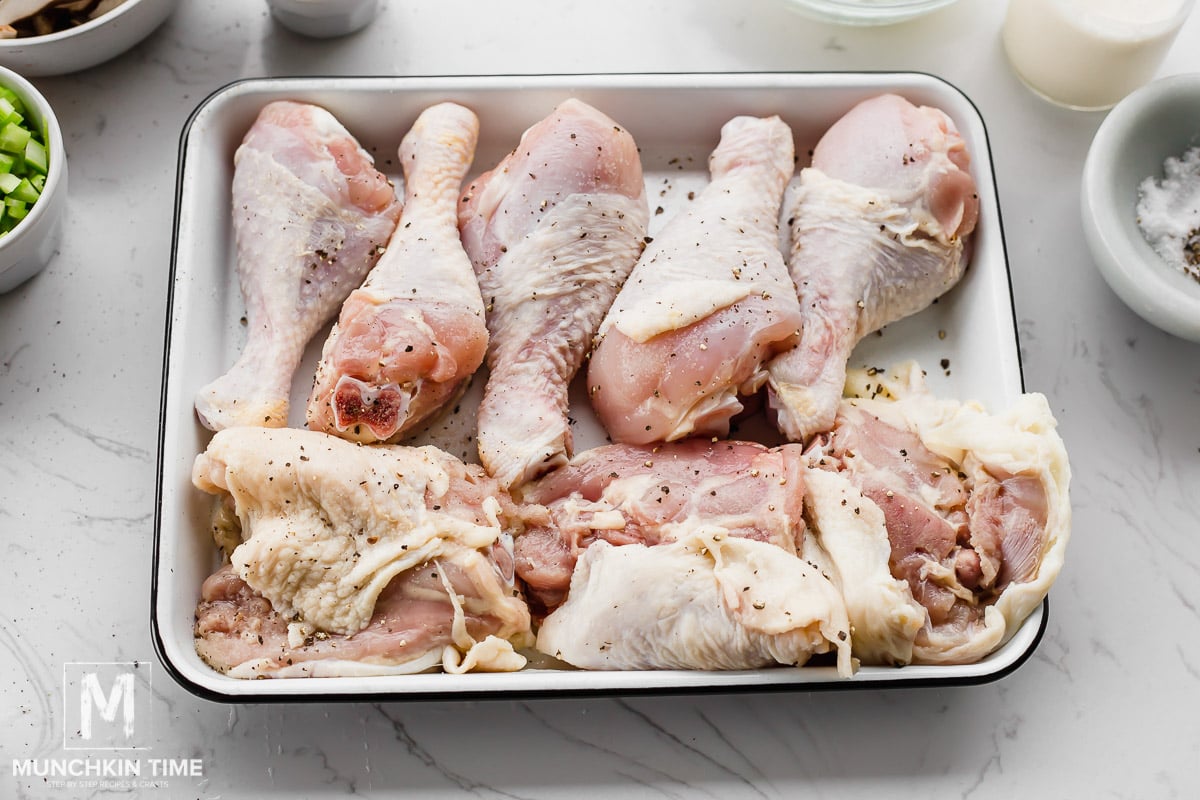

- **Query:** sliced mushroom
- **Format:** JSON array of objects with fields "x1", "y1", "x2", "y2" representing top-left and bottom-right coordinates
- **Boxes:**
[
  {"x1": 0, "y1": 0, "x2": 128, "y2": 37},
  {"x1": 0, "y1": 0, "x2": 60, "y2": 27}
]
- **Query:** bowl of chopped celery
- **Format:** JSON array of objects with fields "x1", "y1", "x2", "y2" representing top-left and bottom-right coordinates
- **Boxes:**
[{"x1": 0, "y1": 65, "x2": 64, "y2": 294}]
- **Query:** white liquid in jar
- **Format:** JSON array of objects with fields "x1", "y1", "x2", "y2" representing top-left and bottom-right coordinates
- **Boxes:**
[{"x1": 1003, "y1": 0, "x2": 1195, "y2": 110}]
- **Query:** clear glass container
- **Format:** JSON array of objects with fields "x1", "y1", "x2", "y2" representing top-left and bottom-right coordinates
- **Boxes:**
[{"x1": 778, "y1": 0, "x2": 963, "y2": 25}]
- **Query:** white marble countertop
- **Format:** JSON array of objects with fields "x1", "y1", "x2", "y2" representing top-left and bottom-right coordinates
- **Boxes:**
[{"x1": 2, "y1": 1, "x2": 1198, "y2": 797}]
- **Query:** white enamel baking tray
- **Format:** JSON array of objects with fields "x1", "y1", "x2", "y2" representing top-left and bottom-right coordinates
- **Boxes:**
[{"x1": 153, "y1": 73, "x2": 1042, "y2": 701}]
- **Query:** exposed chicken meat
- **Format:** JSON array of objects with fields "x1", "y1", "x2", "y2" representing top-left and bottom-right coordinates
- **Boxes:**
[
  {"x1": 805, "y1": 362, "x2": 1070, "y2": 664},
  {"x1": 514, "y1": 439, "x2": 806, "y2": 611},
  {"x1": 194, "y1": 101, "x2": 402, "y2": 431},
  {"x1": 800, "y1": 467, "x2": 925, "y2": 666},
  {"x1": 536, "y1": 532, "x2": 852, "y2": 675},
  {"x1": 191, "y1": 427, "x2": 533, "y2": 661},
  {"x1": 768, "y1": 94, "x2": 980, "y2": 442},
  {"x1": 308, "y1": 103, "x2": 488, "y2": 443},
  {"x1": 459, "y1": 99, "x2": 649, "y2": 490},
  {"x1": 587, "y1": 115, "x2": 804, "y2": 444},
  {"x1": 195, "y1": 547, "x2": 530, "y2": 678}
]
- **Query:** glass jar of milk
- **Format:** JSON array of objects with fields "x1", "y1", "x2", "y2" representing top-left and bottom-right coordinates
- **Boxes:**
[{"x1": 1003, "y1": 0, "x2": 1195, "y2": 110}]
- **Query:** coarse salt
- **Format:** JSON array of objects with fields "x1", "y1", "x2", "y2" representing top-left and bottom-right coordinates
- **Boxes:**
[{"x1": 1135, "y1": 145, "x2": 1200, "y2": 283}]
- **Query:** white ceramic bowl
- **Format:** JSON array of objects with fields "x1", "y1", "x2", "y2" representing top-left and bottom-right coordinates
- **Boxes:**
[
  {"x1": 0, "y1": 66, "x2": 66, "y2": 294},
  {"x1": 0, "y1": 0, "x2": 179, "y2": 77},
  {"x1": 1082, "y1": 73, "x2": 1200, "y2": 343},
  {"x1": 778, "y1": 0, "x2": 962, "y2": 25}
]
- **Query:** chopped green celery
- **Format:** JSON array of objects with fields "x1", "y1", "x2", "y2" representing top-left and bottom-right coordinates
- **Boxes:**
[
  {"x1": 0, "y1": 99, "x2": 24, "y2": 128},
  {"x1": 23, "y1": 138, "x2": 46, "y2": 174},
  {"x1": 0, "y1": 122, "x2": 30, "y2": 154},
  {"x1": 0, "y1": 84, "x2": 47, "y2": 238},
  {"x1": 9, "y1": 177, "x2": 38, "y2": 204},
  {"x1": 0, "y1": 87, "x2": 23, "y2": 114}
]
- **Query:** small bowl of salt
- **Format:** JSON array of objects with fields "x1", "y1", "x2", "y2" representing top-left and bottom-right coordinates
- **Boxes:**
[{"x1": 1082, "y1": 72, "x2": 1200, "y2": 342}]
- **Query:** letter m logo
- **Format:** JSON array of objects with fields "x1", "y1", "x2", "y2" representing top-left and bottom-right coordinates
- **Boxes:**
[
  {"x1": 63, "y1": 662, "x2": 152, "y2": 750},
  {"x1": 80, "y1": 672, "x2": 135, "y2": 740}
]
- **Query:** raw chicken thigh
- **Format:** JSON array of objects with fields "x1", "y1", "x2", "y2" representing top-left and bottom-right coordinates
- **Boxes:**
[
  {"x1": 519, "y1": 439, "x2": 851, "y2": 674},
  {"x1": 767, "y1": 94, "x2": 980, "y2": 442},
  {"x1": 458, "y1": 99, "x2": 649, "y2": 489},
  {"x1": 307, "y1": 103, "x2": 488, "y2": 443},
  {"x1": 514, "y1": 438, "x2": 806, "y2": 610},
  {"x1": 805, "y1": 362, "x2": 1070, "y2": 665},
  {"x1": 191, "y1": 427, "x2": 533, "y2": 675},
  {"x1": 195, "y1": 101, "x2": 402, "y2": 431},
  {"x1": 536, "y1": 532, "x2": 852, "y2": 675},
  {"x1": 588, "y1": 115, "x2": 803, "y2": 445},
  {"x1": 195, "y1": 553, "x2": 528, "y2": 678}
]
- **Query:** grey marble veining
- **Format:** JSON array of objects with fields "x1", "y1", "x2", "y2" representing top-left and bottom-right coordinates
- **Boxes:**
[{"x1": 2, "y1": 0, "x2": 1199, "y2": 797}]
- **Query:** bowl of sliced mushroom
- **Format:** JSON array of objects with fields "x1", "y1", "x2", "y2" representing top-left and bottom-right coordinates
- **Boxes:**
[{"x1": 0, "y1": 0, "x2": 180, "y2": 76}]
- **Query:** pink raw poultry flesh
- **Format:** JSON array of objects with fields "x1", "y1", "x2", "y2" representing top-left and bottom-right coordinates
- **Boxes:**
[
  {"x1": 195, "y1": 101, "x2": 402, "y2": 431},
  {"x1": 587, "y1": 115, "x2": 803, "y2": 445},
  {"x1": 458, "y1": 98, "x2": 649, "y2": 490},
  {"x1": 195, "y1": 550, "x2": 527, "y2": 678},
  {"x1": 803, "y1": 368, "x2": 1068, "y2": 665},
  {"x1": 307, "y1": 103, "x2": 488, "y2": 443},
  {"x1": 768, "y1": 93, "x2": 980, "y2": 443},
  {"x1": 514, "y1": 439, "x2": 807, "y2": 612},
  {"x1": 190, "y1": 426, "x2": 534, "y2": 677},
  {"x1": 187, "y1": 94, "x2": 1070, "y2": 680}
]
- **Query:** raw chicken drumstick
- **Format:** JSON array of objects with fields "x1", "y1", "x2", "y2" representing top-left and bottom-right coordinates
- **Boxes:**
[
  {"x1": 307, "y1": 103, "x2": 488, "y2": 443},
  {"x1": 587, "y1": 115, "x2": 804, "y2": 445},
  {"x1": 767, "y1": 93, "x2": 980, "y2": 442},
  {"x1": 458, "y1": 98, "x2": 649, "y2": 490},
  {"x1": 194, "y1": 101, "x2": 402, "y2": 431}
]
